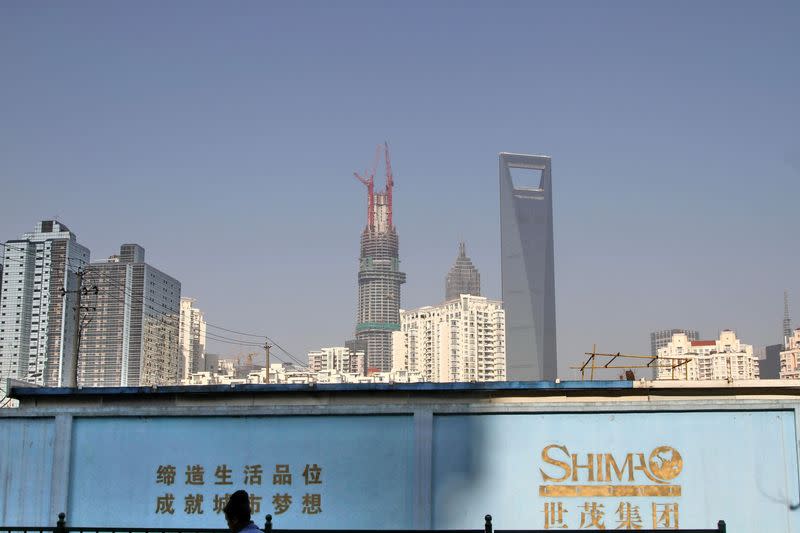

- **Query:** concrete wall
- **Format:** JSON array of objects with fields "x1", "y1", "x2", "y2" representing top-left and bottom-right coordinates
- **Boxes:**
[{"x1": 3, "y1": 381, "x2": 800, "y2": 531}]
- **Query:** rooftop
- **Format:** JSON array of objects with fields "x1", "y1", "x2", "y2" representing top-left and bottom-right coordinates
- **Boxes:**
[{"x1": 7, "y1": 379, "x2": 800, "y2": 412}]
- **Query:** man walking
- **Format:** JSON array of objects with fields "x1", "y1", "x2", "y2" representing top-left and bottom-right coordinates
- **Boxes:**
[{"x1": 223, "y1": 490, "x2": 264, "y2": 533}]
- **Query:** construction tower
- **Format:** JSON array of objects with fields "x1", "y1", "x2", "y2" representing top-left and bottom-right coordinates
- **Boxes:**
[{"x1": 353, "y1": 144, "x2": 406, "y2": 373}]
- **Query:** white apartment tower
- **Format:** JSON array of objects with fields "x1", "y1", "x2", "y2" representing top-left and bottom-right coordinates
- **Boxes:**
[
  {"x1": 0, "y1": 221, "x2": 90, "y2": 386},
  {"x1": 79, "y1": 245, "x2": 181, "y2": 387},
  {"x1": 780, "y1": 328, "x2": 800, "y2": 379},
  {"x1": 179, "y1": 297, "x2": 206, "y2": 380},
  {"x1": 392, "y1": 294, "x2": 506, "y2": 382},
  {"x1": 307, "y1": 346, "x2": 365, "y2": 375},
  {"x1": 656, "y1": 330, "x2": 759, "y2": 381}
]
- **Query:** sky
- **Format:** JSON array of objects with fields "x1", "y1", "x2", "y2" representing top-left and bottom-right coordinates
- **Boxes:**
[{"x1": 1, "y1": 1, "x2": 798, "y2": 378}]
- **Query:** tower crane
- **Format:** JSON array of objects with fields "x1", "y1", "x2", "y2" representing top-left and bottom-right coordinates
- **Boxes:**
[
  {"x1": 353, "y1": 145, "x2": 381, "y2": 229},
  {"x1": 384, "y1": 142, "x2": 393, "y2": 228}
]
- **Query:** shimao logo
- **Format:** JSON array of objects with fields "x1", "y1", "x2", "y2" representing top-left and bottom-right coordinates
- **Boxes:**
[{"x1": 538, "y1": 444, "x2": 683, "y2": 530}]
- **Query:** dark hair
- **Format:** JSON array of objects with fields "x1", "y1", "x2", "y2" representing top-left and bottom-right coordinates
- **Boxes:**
[{"x1": 224, "y1": 490, "x2": 251, "y2": 522}]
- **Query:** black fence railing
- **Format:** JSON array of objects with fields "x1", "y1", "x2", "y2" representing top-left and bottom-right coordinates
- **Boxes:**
[{"x1": 0, "y1": 513, "x2": 728, "y2": 533}]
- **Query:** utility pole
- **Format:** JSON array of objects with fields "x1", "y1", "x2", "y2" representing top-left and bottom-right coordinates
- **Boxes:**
[
  {"x1": 264, "y1": 340, "x2": 272, "y2": 383},
  {"x1": 263, "y1": 341, "x2": 272, "y2": 383},
  {"x1": 60, "y1": 269, "x2": 98, "y2": 388}
]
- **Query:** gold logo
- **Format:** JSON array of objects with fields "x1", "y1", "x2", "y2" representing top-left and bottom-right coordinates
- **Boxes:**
[
  {"x1": 538, "y1": 444, "x2": 683, "y2": 498},
  {"x1": 648, "y1": 446, "x2": 683, "y2": 482}
]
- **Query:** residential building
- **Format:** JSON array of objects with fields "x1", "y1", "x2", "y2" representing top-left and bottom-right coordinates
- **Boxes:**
[
  {"x1": 78, "y1": 244, "x2": 181, "y2": 387},
  {"x1": 651, "y1": 329, "x2": 699, "y2": 357},
  {"x1": 354, "y1": 145, "x2": 406, "y2": 372},
  {"x1": 445, "y1": 242, "x2": 481, "y2": 301},
  {"x1": 308, "y1": 346, "x2": 365, "y2": 375},
  {"x1": 656, "y1": 330, "x2": 759, "y2": 381},
  {"x1": 392, "y1": 294, "x2": 506, "y2": 382},
  {"x1": 780, "y1": 329, "x2": 800, "y2": 379},
  {"x1": 183, "y1": 363, "x2": 422, "y2": 385},
  {"x1": 499, "y1": 153, "x2": 556, "y2": 380},
  {"x1": 345, "y1": 338, "x2": 367, "y2": 372},
  {"x1": 649, "y1": 329, "x2": 699, "y2": 379},
  {"x1": 0, "y1": 221, "x2": 90, "y2": 386},
  {"x1": 179, "y1": 297, "x2": 206, "y2": 380}
]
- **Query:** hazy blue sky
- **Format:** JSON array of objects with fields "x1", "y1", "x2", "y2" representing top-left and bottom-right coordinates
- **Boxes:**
[{"x1": 1, "y1": 1, "x2": 798, "y2": 377}]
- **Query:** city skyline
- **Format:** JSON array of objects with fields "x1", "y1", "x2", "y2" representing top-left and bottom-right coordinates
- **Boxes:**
[{"x1": 1, "y1": 2, "x2": 798, "y2": 378}]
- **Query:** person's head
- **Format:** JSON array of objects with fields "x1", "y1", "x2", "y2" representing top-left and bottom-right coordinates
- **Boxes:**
[{"x1": 223, "y1": 490, "x2": 251, "y2": 532}]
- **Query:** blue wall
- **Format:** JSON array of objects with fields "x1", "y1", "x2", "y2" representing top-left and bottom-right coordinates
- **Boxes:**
[
  {"x1": 68, "y1": 416, "x2": 414, "y2": 528},
  {"x1": 2, "y1": 406, "x2": 800, "y2": 531},
  {"x1": 433, "y1": 411, "x2": 800, "y2": 531},
  {"x1": 0, "y1": 418, "x2": 54, "y2": 524}
]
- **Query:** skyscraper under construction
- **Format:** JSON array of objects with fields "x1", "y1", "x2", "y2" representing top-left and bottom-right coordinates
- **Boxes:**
[{"x1": 354, "y1": 144, "x2": 406, "y2": 372}]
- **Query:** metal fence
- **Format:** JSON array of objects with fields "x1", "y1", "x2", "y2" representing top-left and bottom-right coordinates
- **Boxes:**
[{"x1": 0, "y1": 513, "x2": 727, "y2": 533}]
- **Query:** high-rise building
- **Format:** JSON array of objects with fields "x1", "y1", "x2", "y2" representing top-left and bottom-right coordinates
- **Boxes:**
[
  {"x1": 651, "y1": 329, "x2": 700, "y2": 357},
  {"x1": 445, "y1": 242, "x2": 481, "y2": 301},
  {"x1": 758, "y1": 344, "x2": 783, "y2": 379},
  {"x1": 780, "y1": 329, "x2": 800, "y2": 379},
  {"x1": 656, "y1": 330, "x2": 759, "y2": 381},
  {"x1": 345, "y1": 338, "x2": 367, "y2": 373},
  {"x1": 179, "y1": 297, "x2": 206, "y2": 380},
  {"x1": 0, "y1": 221, "x2": 90, "y2": 386},
  {"x1": 204, "y1": 352, "x2": 220, "y2": 373},
  {"x1": 499, "y1": 153, "x2": 556, "y2": 380},
  {"x1": 78, "y1": 244, "x2": 181, "y2": 387},
  {"x1": 307, "y1": 346, "x2": 365, "y2": 375},
  {"x1": 354, "y1": 144, "x2": 406, "y2": 372},
  {"x1": 392, "y1": 294, "x2": 506, "y2": 382}
]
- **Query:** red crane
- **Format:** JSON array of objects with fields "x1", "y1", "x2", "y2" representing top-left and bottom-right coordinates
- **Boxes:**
[
  {"x1": 384, "y1": 142, "x2": 394, "y2": 229},
  {"x1": 353, "y1": 145, "x2": 381, "y2": 229}
]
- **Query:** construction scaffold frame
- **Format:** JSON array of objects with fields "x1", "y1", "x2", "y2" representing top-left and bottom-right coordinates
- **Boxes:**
[{"x1": 571, "y1": 345, "x2": 692, "y2": 381}]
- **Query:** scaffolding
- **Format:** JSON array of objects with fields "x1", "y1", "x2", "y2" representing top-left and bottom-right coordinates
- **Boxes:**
[{"x1": 571, "y1": 345, "x2": 693, "y2": 381}]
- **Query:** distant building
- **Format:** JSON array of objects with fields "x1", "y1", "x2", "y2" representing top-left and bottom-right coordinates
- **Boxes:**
[
  {"x1": 656, "y1": 330, "x2": 759, "y2": 381},
  {"x1": 179, "y1": 298, "x2": 206, "y2": 380},
  {"x1": 345, "y1": 338, "x2": 367, "y2": 373},
  {"x1": 183, "y1": 363, "x2": 421, "y2": 385},
  {"x1": 204, "y1": 352, "x2": 220, "y2": 372},
  {"x1": 500, "y1": 153, "x2": 556, "y2": 380},
  {"x1": 79, "y1": 244, "x2": 181, "y2": 386},
  {"x1": 307, "y1": 346, "x2": 365, "y2": 375},
  {"x1": 784, "y1": 291, "x2": 792, "y2": 347},
  {"x1": 0, "y1": 221, "x2": 90, "y2": 386},
  {"x1": 758, "y1": 344, "x2": 783, "y2": 379},
  {"x1": 392, "y1": 294, "x2": 505, "y2": 382},
  {"x1": 651, "y1": 329, "x2": 699, "y2": 357},
  {"x1": 445, "y1": 242, "x2": 481, "y2": 301},
  {"x1": 780, "y1": 329, "x2": 800, "y2": 379}
]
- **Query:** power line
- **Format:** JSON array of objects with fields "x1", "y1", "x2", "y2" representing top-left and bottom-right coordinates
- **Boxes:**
[
  {"x1": 82, "y1": 265, "x2": 307, "y2": 367},
  {"x1": 81, "y1": 269, "x2": 301, "y2": 367},
  {"x1": 4, "y1": 245, "x2": 308, "y2": 369}
]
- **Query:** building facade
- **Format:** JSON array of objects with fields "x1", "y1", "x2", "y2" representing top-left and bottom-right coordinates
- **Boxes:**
[
  {"x1": 78, "y1": 244, "x2": 181, "y2": 387},
  {"x1": 179, "y1": 297, "x2": 206, "y2": 380},
  {"x1": 780, "y1": 329, "x2": 800, "y2": 379},
  {"x1": 392, "y1": 294, "x2": 505, "y2": 382},
  {"x1": 758, "y1": 343, "x2": 783, "y2": 379},
  {"x1": 650, "y1": 329, "x2": 699, "y2": 357},
  {"x1": 0, "y1": 221, "x2": 90, "y2": 386},
  {"x1": 656, "y1": 330, "x2": 759, "y2": 381},
  {"x1": 445, "y1": 242, "x2": 481, "y2": 301},
  {"x1": 308, "y1": 345, "x2": 365, "y2": 375},
  {"x1": 354, "y1": 145, "x2": 406, "y2": 372},
  {"x1": 499, "y1": 153, "x2": 556, "y2": 381}
]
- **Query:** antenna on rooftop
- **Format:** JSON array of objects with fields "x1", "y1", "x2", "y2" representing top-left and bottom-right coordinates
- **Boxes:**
[{"x1": 785, "y1": 290, "x2": 792, "y2": 348}]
